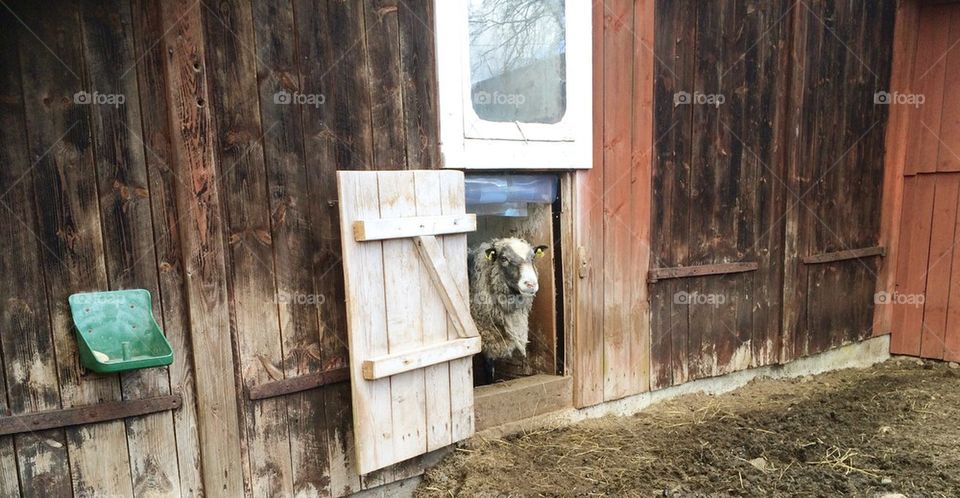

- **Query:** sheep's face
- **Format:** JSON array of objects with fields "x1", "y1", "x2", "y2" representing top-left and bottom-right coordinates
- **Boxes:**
[{"x1": 484, "y1": 238, "x2": 549, "y2": 296}]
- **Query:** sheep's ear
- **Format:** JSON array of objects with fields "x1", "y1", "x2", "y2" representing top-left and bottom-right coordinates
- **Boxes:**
[
  {"x1": 484, "y1": 248, "x2": 497, "y2": 260},
  {"x1": 534, "y1": 245, "x2": 549, "y2": 258}
]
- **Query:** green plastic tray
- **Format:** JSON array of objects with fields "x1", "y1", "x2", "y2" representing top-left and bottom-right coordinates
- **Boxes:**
[{"x1": 68, "y1": 290, "x2": 173, "y2": 373}]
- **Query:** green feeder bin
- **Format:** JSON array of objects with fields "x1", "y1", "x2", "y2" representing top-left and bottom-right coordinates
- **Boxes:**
[{"x1": 68, "y1": 289, "x2": 173, "y2": 373}]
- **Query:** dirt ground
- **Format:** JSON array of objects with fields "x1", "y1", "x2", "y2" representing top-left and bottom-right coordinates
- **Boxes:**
[{"x1": 417, "y1": 359, "x2": 960, "y2": 497}]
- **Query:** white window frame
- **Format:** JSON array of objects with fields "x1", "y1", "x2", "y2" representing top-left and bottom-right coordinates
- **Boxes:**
[{"x1": 434, "y1": 0, "x2": 593, "y2": 170}]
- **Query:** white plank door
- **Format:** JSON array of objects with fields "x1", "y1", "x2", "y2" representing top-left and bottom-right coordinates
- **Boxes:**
[{"x1": 337, "y1": 170, "x2": 479, "y2": 474}]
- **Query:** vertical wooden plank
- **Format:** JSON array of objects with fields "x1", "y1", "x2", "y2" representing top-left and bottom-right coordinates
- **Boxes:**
[
  {"x1": 943, "y1": 175, "x2": 960, "y2": 362},
  {"x1": 904, "y1": 5, "x2": 949, "y2": 175},
  {"x1": 650, "y1": 0, "x2": 695, "y2": 389},
  {"x1": 440, "y1": 172, "x2": 475, "y2": 441},
  {"x1": 937, "y1": 8, "x2": 960, "y2": 173},
  {"x1": 413, "y1": 171, "x2": 452, "y2": 451},
  {"x1": 337, "y1": 172, "x2": 394, "y2": 475},
  {"x1": 781, "y1": 0, "x2": 810, "y2": 362},
  {"x1": 200, "y1": 1, "x2": 294, "y2": 495},
  {"x1": 250, "y1": 0, "x2": 334, "y2": 495},
  {"x1": 398, "y1": 0, "x2": 440, "y2": 170},
  {"x1": 363, "y1": 0, "x2": 407, "y2": 170},
  {"x1": 376, "y1": 171, "x2": 428, "y2": 464},
  {"x1": 78, "y1": 2, "x2": 182, "y2": 495},
  {"x1": 874, "y1": 0, "x2": 921, "y2": 337},
  {"x1": 892, "y1": 175, "x2": 936, "y2": 355},
  {"x1": 0, "y1": 351, "x2": 17, "y2": 497},
  {"x1": 293, "y1": 0, "x2": 372, "y2": 490},
  {"x1": 749, "y1": 0, "x2": 791, "y2": 367},
  {"x1": 572, "y1": 0, "x2": 605, "y2": 408},
  {"x1": 0, "y1": 14, "x2": 70, "y2": 497},
  {"x1": 129, "y1": 0, "x2": 204, "y2": 493},
  {"x1": 17, "y1": 2, "x2": 135, "y2": 495},
  {"x1": 600, "y1": 0, "x2": 635, "y2": 400},
  {"x1": 630, "y1": 0, "x2": 654, "y2": 393},
  {"x1": 157, "y1": 0, "x2": 245, "y2": 494},
  {"x1": 919, "y1": 175, "x2": 960, "y2": 359}
]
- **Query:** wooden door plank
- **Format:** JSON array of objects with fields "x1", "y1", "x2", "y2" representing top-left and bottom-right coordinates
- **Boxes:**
[
  {"x1": 874, "y1": 0, "x2": 921, "y2": 338},
  {"x1": 157, "y1": 0, "x2": 245, "y2": 493},
  {"x1": 17, "y1": 3, "x2": 135, "y2": 495},
  {"x1": 363, "y1": 0, "x2": 407, "y2": 170},
  {"x1": 944, "y1": 174, "x2": 960, "y2": 361},
  {"x1": 362, "y1": 338, "x2": 481, "y2": 380},
  {"x1": 398, "y1": 0, "x2": 441, "y2": 169},
  {"x1": 377, "y1": 171, "x2": 429, "y2": 465},
  {"x1": 601, "y1": 0, "x2": 637, "y2": 400},
  {"x1": 129, "y1": 0, "x2": 205, "y2": 493},
  {"x1": 937, "y1": 8, "x2": 960, "y2": 173},
  {"x1": 650, "y1": 0, "x2": 696, "y2": 389},
  {"x1": 439, "y1": 172, "x2": 475, "y2": 441},
  {"x1": 414, "y1": 236, "x2": 480, "y2": 339},
  {"x1": 79, "y1": 2, "x2": 182, "y2": 495},
  {"x1": 201, "y1": 1, "x2": 295, "y2": 494},
  {"x1": 631, "y1": 0, "x2": 655, "y2": 392},
  {"x1": 354, "y1": 214, "x2": 476, "y2": 241},
  {"x1": 0, "y1": 15, "x2": 70, "y2": 496},
  {"x1": 892, "y1": 175, "x2": 937, "y2": 355},
  {"x1": 293, "y1": 0, "x2": 371, "y2": 490},
  {"x1": 572, "y1": 0, "x2": 605, "y2": 407},
  {"x1": 338, "y1": 171, "x2": 395, "y2": 475},
  {"x1": 249, "y1": 0, "x2": 335, "y2": 493},
  {"x1": 905, "y1": 5, "x2": 950, "y2": 175},
  {"x1": 413, "y1": 171, "x2": 453, "y2": 452},
  {"x1": 920, "y1": 175, "x2": 960, "y2": 358}
]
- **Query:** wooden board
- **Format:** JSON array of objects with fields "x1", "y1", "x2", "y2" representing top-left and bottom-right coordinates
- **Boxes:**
[
  {"x1": 0, "y1": 14, "x2": 71, "y2": 496},
  {"x1": 17, "y1": 3, "x2": 134, "y2": 495},
  {"x1": 338, "y1": 170, "x2": 476, "y2": 474},
  {"x1": 80, "y1": 2, "x2": 182, "y2": 494},
  {"x1": 157, "y1": 1, "x2": 245, "y2": 494},
  {"x1": 892, "y1": 175, "x2": 936, "y2": 355},
  {"x1": 474, "y1": 375, "x2": 573, "y2": 431}
]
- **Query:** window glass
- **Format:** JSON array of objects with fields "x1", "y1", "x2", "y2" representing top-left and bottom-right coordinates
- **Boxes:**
[{"x1": 468, "y1": 0, "x2": 566, "y2": 124}]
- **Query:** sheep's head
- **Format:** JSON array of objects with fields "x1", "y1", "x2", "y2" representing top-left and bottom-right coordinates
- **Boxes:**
[{"x1": 480, "y1": 238, "x2": 549, "y2": 296}]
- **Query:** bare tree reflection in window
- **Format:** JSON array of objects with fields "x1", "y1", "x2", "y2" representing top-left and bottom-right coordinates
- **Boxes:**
[{"x1": 469, "y1": 0, "x2": 566, "y2": 124}]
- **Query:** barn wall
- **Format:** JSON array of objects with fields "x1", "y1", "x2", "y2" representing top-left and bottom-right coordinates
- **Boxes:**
[
  {"x1": 0, "y1": 0, "x2": 439, "y2": 496},
  {"x1": 889, "y1": 1, "x2": 960, "y2": 362},
  {"x1": 647, "y1": 0, "x2": 895, "y2": 386},
  {"x1": 573, "y1": 0, "x2": 898, "y2": 405}
]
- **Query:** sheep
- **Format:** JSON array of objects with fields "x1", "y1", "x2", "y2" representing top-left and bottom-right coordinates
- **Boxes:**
[{"x1": 468, "y1": 237, "x2": 548, "y2": 382}]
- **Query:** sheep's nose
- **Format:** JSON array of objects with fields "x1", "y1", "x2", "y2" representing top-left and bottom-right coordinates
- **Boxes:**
[{"x1": 522, "y1": 281, "x2": 538, "y2": 291}]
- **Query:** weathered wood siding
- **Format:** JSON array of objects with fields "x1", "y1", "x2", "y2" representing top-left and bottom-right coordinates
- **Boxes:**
[
  {"x1": 890, "y1": 1, "x2": 960, "y2": 362},
  {"x1": 643, "y1": 0, "x2": 895, "y2": 390},
  {"x1": 0, "y1": 0, "x2": 439, "y2": 496}
]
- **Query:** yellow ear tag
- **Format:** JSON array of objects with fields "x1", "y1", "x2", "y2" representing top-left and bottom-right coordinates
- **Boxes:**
[
  {"x1": 535, "y1": 247, "x2": 544, "y2": 257},
  {"x1": 485, "y1": 250, "x2": 496, "y2": 261}
]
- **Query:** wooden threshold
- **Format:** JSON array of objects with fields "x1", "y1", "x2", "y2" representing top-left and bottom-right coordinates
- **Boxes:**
[
  {"x1": 474, "y1": 375, "x2": 573, "y2": 431},
  {"x1": 802, "y1": 246, "x2": 886, "y2": 264},
  {"x1": 247, "y1": 367, "x2": 350, "y2": 400},
  {"x1": 647, "y1": 262, "x2": 759, "y2": 283},
  {"x1": 0, "y1": 394, "x2": 182, "y2": 436}
]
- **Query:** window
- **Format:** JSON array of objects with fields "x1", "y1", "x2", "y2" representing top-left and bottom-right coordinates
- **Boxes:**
[{"x1": 435, "y1": 0, "x2": 593, "y2": 169}]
